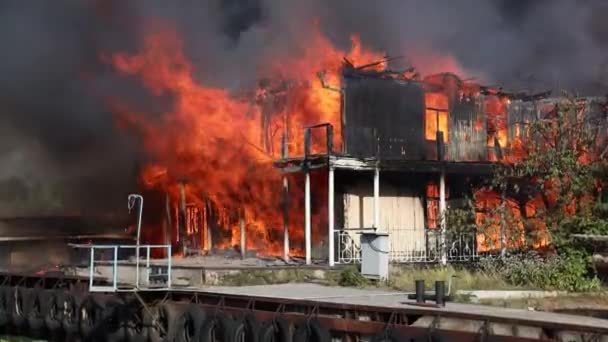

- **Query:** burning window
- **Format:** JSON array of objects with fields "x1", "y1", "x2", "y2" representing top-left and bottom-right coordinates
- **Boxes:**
[
  {"x1": 485, "y1": 96, "x2": 508, "y2": 148},
  {"x1": 425, "y1": 92, "x2": 449, "y2": 142}
]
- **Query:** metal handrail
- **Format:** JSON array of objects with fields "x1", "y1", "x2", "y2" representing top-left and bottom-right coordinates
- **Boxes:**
[{"x1": 73, "y1": 243, "x2": 173, "y2": 292}]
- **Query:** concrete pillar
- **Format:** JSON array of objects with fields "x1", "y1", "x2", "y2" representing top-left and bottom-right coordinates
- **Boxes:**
[
  {"x1": 373, "y1": 167, "x2": 380, "y2": 229},
  {"x1": 328, "y1": 167, "x2": 335, "y2": 267},
  {"x1": 305, "y1": 171, "x2": 311, "y2": 265}
]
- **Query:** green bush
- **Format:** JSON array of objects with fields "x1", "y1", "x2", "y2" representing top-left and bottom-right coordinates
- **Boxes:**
[
  {"x1": 476, "y1": 251, "x2": 601, "y2": 292},
  {"x1": 338, "y1": 266, "x2": 369, "y2": 287}
]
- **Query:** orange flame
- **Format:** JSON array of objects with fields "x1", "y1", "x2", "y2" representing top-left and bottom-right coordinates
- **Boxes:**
[{"x1": 107, "y1": 21, "x2": 384, "y2": 256}]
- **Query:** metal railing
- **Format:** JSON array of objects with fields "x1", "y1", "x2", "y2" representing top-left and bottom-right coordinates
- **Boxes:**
[
  {"x1": 337, "y1": 228, "x2": 489, "y2": 264},
  {"x1": 74, "y1": 244, "x2": 173, "y2": 292}
]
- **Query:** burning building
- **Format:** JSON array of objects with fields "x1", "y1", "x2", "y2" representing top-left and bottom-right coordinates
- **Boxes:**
[{"x1": 2, "y1": 1, "x2": 608, "y2": 270}]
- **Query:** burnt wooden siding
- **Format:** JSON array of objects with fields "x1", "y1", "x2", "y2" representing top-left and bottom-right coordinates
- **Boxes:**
[{"x1": 342, "y1": 77, "x2": 426, "y2": 160}]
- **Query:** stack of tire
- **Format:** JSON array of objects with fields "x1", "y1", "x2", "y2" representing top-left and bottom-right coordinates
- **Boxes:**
[
  {"x1": 0, "y1": 285, "x2": 128, "y2": 341},
  {"x1": 0, "y1": 285, "x2": 335, "y2": 341}
]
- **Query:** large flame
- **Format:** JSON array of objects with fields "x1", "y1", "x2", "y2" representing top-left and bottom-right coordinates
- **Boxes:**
[{"x1": 107, "y1": 22, "x2": 384, "y2": 256}]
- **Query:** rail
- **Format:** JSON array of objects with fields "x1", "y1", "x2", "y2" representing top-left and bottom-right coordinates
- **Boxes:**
[{"x1": 70, "y1": 243, "x2": 172, "y2": 292}]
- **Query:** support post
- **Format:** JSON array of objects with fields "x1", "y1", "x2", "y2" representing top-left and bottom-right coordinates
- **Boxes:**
[
  {"x1": 373, "y1": 167, "x2": 380, "y2": 229},
  {"x1": 204, "y1": 197, "x2": 213, "y2": 253},
  {"x1": 164, "y1": 193, "x2": 172, "y2": 254},
  {"x1": 282, "y1": 132, "x2": 290, "y2": 262},
  {"x1": 500, "y1": 186, "x2": 507, "y2": 258},
  {"x1": 240, "y1": 210, "x2": 246, "y2": 259},
  {"x1": 179, "y1": 182, "x2": 187, "y2": 256},
  {"x1": 305, "y1": 170, "x2": 312, "y2": 265},
  {"x1": 283, "y1": 176, "x2": 290, "y2": 262},
  {"x1": 328, "y1": 166, "x2": 335, "y2": 267},
  {"x1": 128, "y1": 194, "x2": 143, "y2": 288},
  {"x1": 439, "y1": 167, "x2": 447, "y2": 266}
]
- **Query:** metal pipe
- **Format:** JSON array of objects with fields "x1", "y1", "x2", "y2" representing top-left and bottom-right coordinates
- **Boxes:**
[
  {"x1": 128, "y1": 194, "x2": 143, "y2": 288},
  {"x1": 112, "y1": 246, "x2": 118, "y2": 291},
  {"x1": 89, "y1": 247, "x2": 95, "y2": 290},
  {"x1": 373, "y1": 167, "x2": 380, "y2": 229},
  {"x1": 415, "y1": 280, "x2": 425, "y2": 303},
  {"x1": 435, "y1": 281, "x2": 446, "y2": 306},
  {"x1": 305, "y1": 170, "x2": 311, "y2": 265},
  {"x1": 328, "y1": 167, "x2": 335, "y2": 267}
]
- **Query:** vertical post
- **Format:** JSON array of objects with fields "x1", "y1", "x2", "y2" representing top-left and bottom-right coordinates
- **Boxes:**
[
  {"x1": 305, "y1": 170, "x2": 312, "y2": 265},
  {"x1": 326, "y1": 124, "x2": 334, "y2": 155},
  {"x1": 167, "y1": 245, "x2": 172, "y2": 288},
  {"x1": 205, "y1": 198, "x2": 213, "y2": 253},
  {"x1": 328, "y1": 166, "x2": 335, "y2": 267},
  {"x1": 164, "y1": 193, "x2": 172, "y2": 251},
  {"x1": 415, "y1": 280, "x2": 425, "y2": 303},
  {"x1": 439, "y1": 168, "x2": 447, "y2": 266},
  {"x1": 179, "y1": 182, "x2": 187, "y2": 256},
  {"x1": 240, "y1": 211, "x2": 246, "y2": 259},
  {"x1": 113, "y1": 246, "x2": 118, "y2": 291},
  {"x1": 128, "y1": 194, "x2": 143, "y2": 289},
  {"x1": 146, "y1": 246, "x2": 151, "y2": 287},
  {"x1": 304, "y1": 127, "x2": 312, "y2": 265},
  {"x1": 283, "y1": 176, "x2": 290, "y2": 262},
  {"x1": 500, "y1": 186, "x2": 507, "y2": 258},
  {"x1": 373, "y1": 167, "x2": 380, "y2": 229},
  {"x1": 89, "y1": 247, "x2": 95, "y2": 290},
  {"x1": 282, "y1": 132, "x2": 290, "y2": 262},
  {"x1": 435, "y1": 280, "x2": 446, "y2": 306}
]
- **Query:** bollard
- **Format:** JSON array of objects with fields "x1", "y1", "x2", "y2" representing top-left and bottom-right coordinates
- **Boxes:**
[
  {"x1": 435, "y1": 280, "x2": 446, "y2": 306},
  {"x1": 415, "y1": 280, "x2": 425, "y2": 303}
]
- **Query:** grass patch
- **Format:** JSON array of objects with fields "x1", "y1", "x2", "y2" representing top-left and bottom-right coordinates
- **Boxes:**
[
  {"x1": 386, "y1": 265, "x2": 520, "y2": 292},
  {"x1": 218, "y1": 269, "x2": 338, "y2": 286},
  {"x1": 477, "y1": 293, "x2": 608, "y2": 312}
]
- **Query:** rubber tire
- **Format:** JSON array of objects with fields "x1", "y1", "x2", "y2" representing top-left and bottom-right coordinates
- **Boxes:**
[
  {"x1": 293, "y1": 321, "x2": 330, "y2": 342},
  {"x1": 79, "y1": 294, "x2": 125, "y2": 341},
  {"x1": 0, "y1": 286, "x2": 9, "y2": 328},
  {"x1": 103, "y1": 296, "x2": 128, "y2": 342},
  {"x1": 174, "y1": 304, "x2": 207, "y2": 342},
  {"x1": 23, "y1": 287, "x2": 45, "y2": 336},
  {"x1": 258, "y1": 316, "x2": 292, "y2": 342},
  {"x1": 7, "y1": 286, "x2": 27, "y2": 330},
  {"x1": 125, "y1": 305, "x2": 148, "y2": 342},
  {"x1": 41, "y1": 289, "x2": 63, "y2": 333},
  {"x1": 197, "y1": 312, "x2": 234, "y2": 342},
  {"x1": 57, "y1": 291, "x2": 82, "y2": 338},
  {"x1": 233, "y1": 314, "x2": 261, "y2": 342},
  {"x1": 146, "y1": 302, "x2": 187, "y2": 342}
]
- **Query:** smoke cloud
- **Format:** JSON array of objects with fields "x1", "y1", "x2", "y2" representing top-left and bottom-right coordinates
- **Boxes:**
[{"x1": 0, "y1": 0, "x2": 606, "y2": 215}]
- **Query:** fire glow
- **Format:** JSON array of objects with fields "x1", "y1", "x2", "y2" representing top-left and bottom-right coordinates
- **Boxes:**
[
  {"x1": 107, "y1": 22, "x2": 385, "y2": 256},
  {"x1": 106, "y1": 20, "x2": 542, "y2": 258}
]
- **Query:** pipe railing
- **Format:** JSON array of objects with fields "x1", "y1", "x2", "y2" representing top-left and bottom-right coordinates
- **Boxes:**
[{"x1": 73, "y1": 243, "x2": 173, "y2": 292}]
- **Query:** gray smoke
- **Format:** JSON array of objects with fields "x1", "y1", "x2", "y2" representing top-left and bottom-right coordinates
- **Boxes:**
[{"x1": 0, "y1": 0, "x2": 606, "y2": 215}]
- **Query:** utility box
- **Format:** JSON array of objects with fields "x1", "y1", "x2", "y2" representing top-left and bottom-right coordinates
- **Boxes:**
[{"x1": 360, "y1": 231, "x2": 389, "y2": 280}]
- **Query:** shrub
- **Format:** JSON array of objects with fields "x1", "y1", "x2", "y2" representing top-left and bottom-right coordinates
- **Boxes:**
[
  {"x1": 476, "y1": 251, "x2": 600, "y2": 292},
  {"x1": 338, "y1": 266, "x2": 369, "y2": 287}
]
